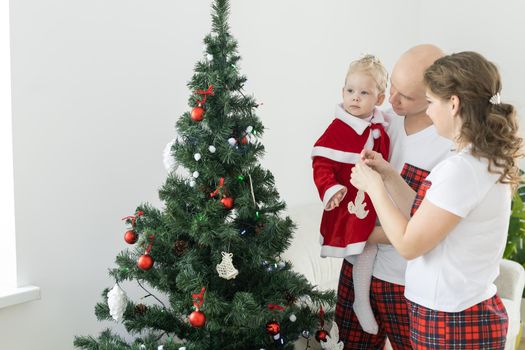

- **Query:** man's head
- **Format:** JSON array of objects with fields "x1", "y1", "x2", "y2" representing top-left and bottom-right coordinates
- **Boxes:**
[
  {"x1": 342, "y1": 55, "x2": 388, "y2": 119},
  {"x1": 389, "y1": 44, "x2": 444, "y2": 117}
]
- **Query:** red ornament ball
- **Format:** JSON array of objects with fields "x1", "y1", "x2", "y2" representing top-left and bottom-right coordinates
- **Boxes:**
[
  {"x1": 265, "y1": 320, "x2": 280, "y2": 336},
  {"x1": 191, "y1": 106, "x2": 204, "y2": 121},
  {"x1": 315, "y1": 329, "x2": 328, "y2": 342},
  {"x1": 124, "y1": 230, "x2": 138, "y2": 244},
  {"x1": 240, "y1": 136, "x2": 248, "y2": 145},
  {"x1": 137, "y1": 254, "x2": 154, "y2": 270},
  {"x1": 220, "y1": 197, "x2": 234, "y2": 209},
  {"x1": 189, "y1": 310, "x2": 206, "y2": 328}
]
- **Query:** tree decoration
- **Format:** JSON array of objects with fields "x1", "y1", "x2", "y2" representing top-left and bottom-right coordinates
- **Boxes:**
[
  {"x1": 220, "y1": 196, "x2": 234, "y2": 209},
  {"x1": 266, "y1": 304, "x2": 286, "y2": 347},
  {"x1": 320, "y1": 322, "x2": 344, "y2": 350},
  {"x1": 173, "y1": 239, "x2": 189, "y2": 256},
  {"x1": 121, "y1": 211, "x2": 144, "y2": 244},
  {"x1": 137, "y1": 235, "x2": 155, "y2": 271},
  {"x1": 107, "y1": 284, "x2": 127, "y2": 322},
  {"x1": 191, "y1": 85, "x2": 214, "y2": 122},
  {"x1": 216, "y1": 251, "x2": 239, "y2": 279},
  {"x1": 188, "y1": 287, "x2": 206, "y2": 328},
  {"x1": 135, "y1": 303, "x2": 148, "y2": 316},
  {"x1": 315, "y1": 306, "x2": 328, "y2": 343}
]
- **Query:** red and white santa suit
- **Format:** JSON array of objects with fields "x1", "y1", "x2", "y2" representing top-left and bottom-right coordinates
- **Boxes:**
[{"x1": 312, "y1": 104, "x2": 390, "y2": 258}]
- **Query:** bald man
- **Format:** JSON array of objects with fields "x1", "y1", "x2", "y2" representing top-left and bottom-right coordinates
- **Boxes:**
[{"x1": 335, "y1": 45, "x2": 453, "y2": 350}]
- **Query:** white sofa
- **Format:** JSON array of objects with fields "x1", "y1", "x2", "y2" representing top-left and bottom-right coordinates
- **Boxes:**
[{"x1": 284, "y1": 203, "x2": 525, "y2": 350}]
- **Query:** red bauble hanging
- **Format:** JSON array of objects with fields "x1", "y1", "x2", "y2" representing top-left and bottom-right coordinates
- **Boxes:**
[
  {"x1": 189, "y1": 310, "x2": 206, "y2": 328},
  {"x1": 265, "y1": 320, "x2": 280, "y2": 336},
  {"x1": 240, "y1": 136, "x2": 248, "y2": 145},
  {"x1": 191, "y1": 105, "x2": 205, "y2": 121},
  {"x1": 315, "y1": 329, "x2": 328, "y2": 342},
  {"x1": 124, "y1": 230, "x2": 138, "y2": 244},
  {"x1": 220, "y1": 196, "x2": 234, "y2": 209},
  {"x1": 137, "y1": 254, "x2": 154, "y2": 270}
]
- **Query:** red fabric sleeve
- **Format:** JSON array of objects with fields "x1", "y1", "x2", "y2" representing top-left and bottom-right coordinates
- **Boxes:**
[{"x1": 312, "y1": 156, "x2": 342, "y2": 201}]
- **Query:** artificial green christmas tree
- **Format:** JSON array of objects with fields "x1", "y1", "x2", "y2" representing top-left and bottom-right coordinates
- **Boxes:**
[{"x1": 74, "y1": 1, "x2": 335, "y2": 349}]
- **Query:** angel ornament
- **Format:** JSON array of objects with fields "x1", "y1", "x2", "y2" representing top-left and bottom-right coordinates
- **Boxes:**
[{"x1": 348, "y1": 190, "x2": 369, "y2": 219}]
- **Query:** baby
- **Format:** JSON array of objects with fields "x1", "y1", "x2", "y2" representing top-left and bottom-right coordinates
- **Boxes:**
[{"x1": 312, "y1": 54, "x2": 390, "y2": 334}]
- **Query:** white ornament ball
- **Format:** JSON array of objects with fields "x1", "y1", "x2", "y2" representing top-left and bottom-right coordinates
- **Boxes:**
[
  {"x1": 246, "y1": 125, "x2": 254, "y2": 133},
  {"x1": 189, "y1": 180, "x2": 196, "y2": 187},
  {"x1": 289, "y1": 313, "x2": 297, "y2": 322},
  {"x1": 158, "y1": 346, "x2": 164, "y2": 350},
  {"x1": 277, "y1": 261, "x2": 286, "y2": 269},
  {"x1": 140, "y1": 346, "x2": 146, "y2": 350},
  {"x1": 208, "y1": 145, "x2": 216, "y2": 153},
  {"x1": 206, "y1": 53, "x2": 213, "y2": 61},
  {"x1": 194, "y1": 153, "x2": 201, "y2": 161},
  {"x1": 228, "y1": 138, "x2": 237, "y2": 146},
  {"x1": 107, "y1": 284, "x2": 127, "y2": 322},
  {"x1": 192, "y1": 171, "x2": 200, "y2": 178},
  {"x1": 179, "y1": 347, "x2": 187, "y2": 350}
]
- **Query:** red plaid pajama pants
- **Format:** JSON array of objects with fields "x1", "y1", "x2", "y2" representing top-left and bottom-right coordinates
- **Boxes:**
[
  {"x1": 335, "y1": 260, "x2": 412, "y2": 349},
  {"x1": 407, "y1": 295, "x2": 508, "y2": 349}
]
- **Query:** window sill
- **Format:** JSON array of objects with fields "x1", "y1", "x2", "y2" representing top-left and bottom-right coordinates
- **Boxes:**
[{"x1": 0, "y1": 285, "x2": 41, "y2": 309}]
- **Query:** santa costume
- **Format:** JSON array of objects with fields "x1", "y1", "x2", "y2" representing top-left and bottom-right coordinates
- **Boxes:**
[{"x1": 312, "y1": 104, "x2": 390, "y2": 258}]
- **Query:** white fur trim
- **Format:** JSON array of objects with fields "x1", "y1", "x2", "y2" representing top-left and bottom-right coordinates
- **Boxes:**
[
  {"x1": 372, "y1": 129, "x2": 381, "y2": 139},
  {"x1": 335, "y1": 104, "x2": 370, "y2": 135},
  {"x1": 319, "y1": 236, "x2": 367, "y2": 258},
  {"x1": 312, "y1": 147, "x2": 361, "y2": 164},
  {"x1": 323, "y1": 184, "x2": 347, "y2": 210}
]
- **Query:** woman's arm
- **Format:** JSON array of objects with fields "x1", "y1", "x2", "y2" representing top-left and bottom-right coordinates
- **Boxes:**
[
  {"x1": 351, "y1": 162, "x2": 461, "y2": 259},
  {"x1": 361, "y1": 149, "x2": 416, "y2": 218}
]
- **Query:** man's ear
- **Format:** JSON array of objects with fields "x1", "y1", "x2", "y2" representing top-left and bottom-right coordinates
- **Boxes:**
[
  {"x1": 376, "y1": 93, "x2": 385, "y2": 106},
  {"x1": 450, "y1": 95, "x2": 460, "y2": 116}
]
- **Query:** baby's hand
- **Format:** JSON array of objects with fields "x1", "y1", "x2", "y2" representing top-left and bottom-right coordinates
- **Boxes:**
[{"x1": 326, "y1": 187, "x2": 347, "y2": 210}]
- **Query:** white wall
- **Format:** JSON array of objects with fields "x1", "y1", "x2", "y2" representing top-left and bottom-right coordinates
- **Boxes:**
[{"x1": 0, "y1": 1, "x2": 523, "y2": 349}]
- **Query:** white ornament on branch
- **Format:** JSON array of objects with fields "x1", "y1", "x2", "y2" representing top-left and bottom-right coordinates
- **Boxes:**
[
  {"x1": 107, "y1": 284, "x2": 127, "y2": 322},
  {"x1": 216, "y1": 251, "x2": 239, "y2": 280}
]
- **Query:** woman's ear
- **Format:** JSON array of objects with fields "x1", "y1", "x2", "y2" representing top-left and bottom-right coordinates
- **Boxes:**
[{"x1": 450, "y1": 95, "x2": 460, "y2": 116}]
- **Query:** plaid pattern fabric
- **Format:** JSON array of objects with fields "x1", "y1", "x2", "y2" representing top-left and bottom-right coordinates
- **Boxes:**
[
  {"x1": 411, "y1": 179, "x2": 432, "y2": 217},
  {"x1": 400, "y1": 163, "x2": 431, "y2": 192},
  {"x1": 407, "y1": 295, "x2": 508, "y2": 349},
  {"x1": 335, "y1": 260, "x2": 412, "y2": 349}
]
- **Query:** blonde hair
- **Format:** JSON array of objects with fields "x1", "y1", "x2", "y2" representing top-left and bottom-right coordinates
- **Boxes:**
[
  {"x1": 346, "y1": 54, "x2": 389, "y2": 93},
  {"x1": 424, "y1": 51, "x2": 523, "y2": 190}
]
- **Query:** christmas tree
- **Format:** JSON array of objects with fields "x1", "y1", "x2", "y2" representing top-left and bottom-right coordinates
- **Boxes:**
[{"x1": 74, "y1": 1, "x2": 335, "y2": 349}]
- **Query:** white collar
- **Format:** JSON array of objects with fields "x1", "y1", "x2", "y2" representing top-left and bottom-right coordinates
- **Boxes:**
[{"x1": 334, "y1": 104, "x2": 386, "y2": 135}]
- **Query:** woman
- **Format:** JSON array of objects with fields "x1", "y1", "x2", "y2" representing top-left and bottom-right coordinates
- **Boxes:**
[{"x1": 350, "y1": 51, "x2": 523, "y2": 349}]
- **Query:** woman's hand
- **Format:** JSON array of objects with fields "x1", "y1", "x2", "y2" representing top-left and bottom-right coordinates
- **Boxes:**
[
  {"x1": 350, "y1": 161, "x2": 384, "y2": 195},
  {"x1": 360, "y1": 149, "x2": 395, "y2": 181}
]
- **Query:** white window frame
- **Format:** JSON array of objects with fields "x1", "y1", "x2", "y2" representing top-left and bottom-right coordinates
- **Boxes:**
[{"x1": 0, "y1": 0, "x2": 40, "y2": 309}]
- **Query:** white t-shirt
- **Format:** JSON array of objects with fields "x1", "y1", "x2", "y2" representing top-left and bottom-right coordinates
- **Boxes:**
[
  {"x1": 404, "y1": 147, "x2": 511, "y2": 312},
  {"x1": 346, "y1": 113, "x2": 453, "y2": 285}
]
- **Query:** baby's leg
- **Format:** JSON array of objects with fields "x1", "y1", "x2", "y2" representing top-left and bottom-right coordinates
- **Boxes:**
[{"x1": 352, "y1": 243, "x2": 379, "y2": 334}]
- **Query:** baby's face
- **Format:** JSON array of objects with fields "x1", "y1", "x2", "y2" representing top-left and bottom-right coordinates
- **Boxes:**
[{"x1": 342, "y1": 71, "x2": 384, "y2": 118}]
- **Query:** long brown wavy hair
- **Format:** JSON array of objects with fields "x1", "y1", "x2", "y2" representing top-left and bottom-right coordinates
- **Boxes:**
[{"x1": 424, "y1": 51, "x2": 523, "y2": 190}]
